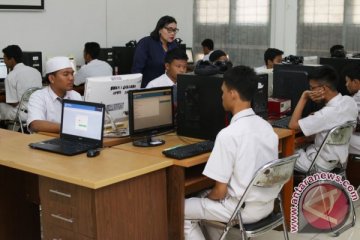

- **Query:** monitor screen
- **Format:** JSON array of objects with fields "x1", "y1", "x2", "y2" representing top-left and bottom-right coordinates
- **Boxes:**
[
  {"x1": 273, "y1": 64, "x2": 321, "y2": 117},
  {"x1": 0, "y1": 58, "x2": 8, "y2": 80},
  {"x1": 128, "y1": 87, "x2": 174, "y2": 147},
  {"x1": 84, "y1": 73, "x2": 142, "y2": 136},
  {"x1": 186, "y1": 48, "x2": 194, "y2": 64}
]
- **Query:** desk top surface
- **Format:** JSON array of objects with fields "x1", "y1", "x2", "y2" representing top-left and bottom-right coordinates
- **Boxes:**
[
  {"x1": 0, "y1": 129, "x2": 172, "y2": 189},
  {"x1": 114, "y1": 128, "x2": 294, "y2": 168}
]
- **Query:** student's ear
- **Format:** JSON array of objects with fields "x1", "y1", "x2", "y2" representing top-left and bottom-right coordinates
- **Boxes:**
[
  {"x1": 48, "y1": 74, "x2": 55, "y2": 84},
  {"x1": 165, "y1": 63, "x2": 170, "y2": 72}
]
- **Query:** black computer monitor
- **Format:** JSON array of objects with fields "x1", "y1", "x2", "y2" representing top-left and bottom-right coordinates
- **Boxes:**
[
  {"x1": 128, "y1": 87, "x2": 174, "y2": 147},
  {"x1": 319, "y1": 57, "x2": 360, "y2": 96},
  {"x1": 112, "y1": 46, "x2": 136, "y2": 75},
  {"x1": 176, "y1": 73, "x2": 268, "y2": 141},
  {"x1": 273, "y1": 64, "x2": 321, "y2": 117},
  {"x1": 22, "y1": 51, "x2": 42, "y2": 74}
]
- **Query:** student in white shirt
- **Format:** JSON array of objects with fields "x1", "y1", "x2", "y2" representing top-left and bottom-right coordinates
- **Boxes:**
[
  {"x1": 289, "y1": 65, "x2": 357, "y2": 172},
  {"x1": 184, "y1": 66, "x2": 279, "y2": 240},
  {"x1": 344, "y1": 65, "x2": 360, "y2": 155},
  {"x1": 74, "y1": 42, "x2": 113, "y2": 86},
  {"x1": 0, "y1": 45, "x2": 42, "y2": 121},
  {"x1": 201, "y1": 39, "x2": 214, "y2": 61},
  {"x1": 27, "y1": 56, "x2": 82, "y2": 133},
  {"x1": 255, "y1": 48, "x2": 283, "y2": 73},
  {"x1": 146, "y1": 48, "x2": 188, "y2": 88}
]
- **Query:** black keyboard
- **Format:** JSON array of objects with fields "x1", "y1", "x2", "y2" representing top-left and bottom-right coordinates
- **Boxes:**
[
  {"x1": 44, "y1": 138, "x2": 94, "y2": 151},
  {"x1": 162, "y1": 140, "x2": 215, "y2": 160},
  {"x1": 271, "y1": 116, "x2": 291, "y2": 129}
]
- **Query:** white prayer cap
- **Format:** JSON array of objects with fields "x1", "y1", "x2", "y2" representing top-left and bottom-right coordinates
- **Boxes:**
[{"x1": 45, "y1": 56, "x2": 72, "y2": 74}]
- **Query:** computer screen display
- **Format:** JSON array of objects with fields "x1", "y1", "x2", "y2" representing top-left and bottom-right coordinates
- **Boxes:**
[
  {"x1": 186, "y1": 48, "x2": 194, "y2": 64},
  {"x1": 84, "y1": 73, "x2": 142, "y2": 136},
  {"x1": 273, "y1": 64, "x2": 321, "y2": 117},
  {"x1": 128, "y1": 87, "x2": 174, "y2": 146},
  {"x1": 0, "y1": 59, "x2": 7, "y2": 80}
]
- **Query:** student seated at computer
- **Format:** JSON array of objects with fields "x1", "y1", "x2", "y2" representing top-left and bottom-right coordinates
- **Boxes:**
[
  {"x1": 146, "y1": 48, "x2": 188, "y2": 88},
  {"x1": 194, "y1": 50, "x2": 232, "y2": 76},
  {"x1": 330, "y1": 44, "x2": 346, "y2": 58},
  {"x1": 27, "y1": 57, "x2": 82, "y2": 133},
  {"x1": 0, "y1": 45, "x2": 42, "y2": 122},
  {"x1": 255, "y1": 48, "x2": 283, "y2": 73},
  {"x1": 74, "y1": 42, "x2": 113, "y2": 86},
  {"x1": 344, "y1": 65, "x2": 360, "y2": 155},
  {"x1": 288, "y1": 65, "x2": 357, "y2": 172},
  {"x1": 201, "y1": 39, "x2": 214, "y2": 61},
  {"x1": 184, "y1": 66, "x2": 279, "y2": 240}
]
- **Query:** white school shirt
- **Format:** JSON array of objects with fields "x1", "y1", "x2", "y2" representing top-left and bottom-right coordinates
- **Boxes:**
[
  {"x1": 202, "y1": 51, "x2": 213, "y2": 61},
  {"x1": 27, "y1": 86, "x2": 82, "y2": 126},
  {"x1": 203, "y1": 108, "x2": 279, "y2": 203},
  {"x1": 349, "y1": 90, "x2": 360, "y2": 155},
  {"x1": 74, "y1": 59, "x2": 113, "y2": 86},
  {"x1": 299, "y1": 94, "x2": 358, "y2": 170},
  {"x1": 254, "y1": 65, "x2": 267, "y2": 74},
  {"x1": 146, "y1": 73, "x2": 175, "y2": 88},
  {"x1": 5, "y1": 63, "x2": 42, "y2": 103}
]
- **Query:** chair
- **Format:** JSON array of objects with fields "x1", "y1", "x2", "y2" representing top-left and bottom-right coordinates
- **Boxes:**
[
  {"x1": 301, "y1": 120, "x2": 356, "y2": 236},
  {"x1": 200, "y1": 153, "x2": 299, "y2": 240},
  {"x1": 10, "y1": 87, "x2": 41, "y2": 133},
  {"x1": 306, "y1": 120, "x2": 357, "y2": 177}
]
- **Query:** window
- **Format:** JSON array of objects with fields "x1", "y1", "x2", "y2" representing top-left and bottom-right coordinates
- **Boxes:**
[
  {"x1": 351, "y1": 0, "x2": 360, "y2": 24},
  {"x1": 196, "y1": 0, "x2": 230, "y2": 24},
  {"x1": 303, "y1": 0, "x2": 343, "y2": 24},
  {"x1": 236, "y1": 0, "x2": 270, "y2": 24}
]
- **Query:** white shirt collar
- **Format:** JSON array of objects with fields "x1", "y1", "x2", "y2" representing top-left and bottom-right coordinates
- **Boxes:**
[
  {"x1": 326, "y1": 93, "x2": 342, "y2": 107},
  {"x1": 230, "y1": 108, "x2": 255, "y2": 124}
]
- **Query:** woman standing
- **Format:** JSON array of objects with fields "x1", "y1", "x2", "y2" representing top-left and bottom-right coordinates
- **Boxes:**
[{"x1": 132, "y1": 16, "x2": 179, "y2": 87}]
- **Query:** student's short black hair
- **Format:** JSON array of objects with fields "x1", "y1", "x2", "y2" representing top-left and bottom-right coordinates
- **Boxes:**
[
  {"x1": 164, "y1": 48, "x2": 188, "y2": 64},
  {"x1": 84, "y1": 42, "x2": 101, "y2": 59},
  {"x1": 330, "y1": 44, "x2": 346, "y2": 58},
  {"x1": 308, "y1": 65, "x2": 339, "y2": 91},
  {"x1": 223, "y1": 66, "x2": 258, "y2": 101},
  {"x1": 264, "y1": 48, "x2": 283, "y2": 64},
  {"x1": 150, "y1": 16, "x2": 177, "y2": 41},
  {"x1": 343, "y1": 64, "x2": 360, "y2": 81},
  {"x1": 201, "y1": 39, "x2": 214, "y2": 50},
  {"x1": 2, "y1": 45, "x2": 23, "y2": 63}
]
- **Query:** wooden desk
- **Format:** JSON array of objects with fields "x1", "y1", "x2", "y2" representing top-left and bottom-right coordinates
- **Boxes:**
[
  {"x1": 115, "y1": 128, "x2": 295, "y2": 240},
  {"x1": 0, "y1": 129, "x2": 172, "y2": 240}
]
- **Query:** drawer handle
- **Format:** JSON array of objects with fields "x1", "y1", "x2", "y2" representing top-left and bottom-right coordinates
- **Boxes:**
[
  {"x1": 50, "y1": 213, "x2": 74, "y2": 223},
  {"x1": 49, "y1": 189, "x2": 71, "y2": 198}
]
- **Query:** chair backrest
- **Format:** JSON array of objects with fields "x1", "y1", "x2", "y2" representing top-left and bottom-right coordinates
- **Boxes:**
[
  {"x1": 307, "y1": 120, "x2": 356, "y2": 174},
  {"x1": 228, "y1": 154, "x2": 299, "y2": 224},
  {"x1": 14, "y1": 87, "x2": 41, "y2": 123}
]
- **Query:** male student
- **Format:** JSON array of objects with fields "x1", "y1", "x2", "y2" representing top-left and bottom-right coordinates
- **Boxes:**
[
  {"x1": 201, "y1": 39, "x2": 214, "y2": 61},
  {"x1": 74, "y1": 42, "x2": 113, "y2": 86},
  {"x1": 344, "y1": 65, "x2": 360, "y2": 155},
  {"x1": 288, "y1": 65, "x2": 357, "y2": 172},
  {"x1": 146, "y1": 48, "x2": 188, "y2": 88},
  {"x1": 184, "y1": 66, "x2": 279, "y2": 240},
  {"x1": 27, "y1": 57, "x2": 82, "y2": 133},
  {"x1": 0, "y1": 45, "x2": 42, "y2": 121},
  {"x1": 255, "y1": 48, "x2": 283, "y2": 73}
]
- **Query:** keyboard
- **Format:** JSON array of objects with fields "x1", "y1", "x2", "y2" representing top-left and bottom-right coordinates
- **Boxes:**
[
  {"x1": 271, "y1": 116, "x2": 291, "y2": 129},
  {"x1": 162, "y1": 140, "x2": 215, "y2": 160}
]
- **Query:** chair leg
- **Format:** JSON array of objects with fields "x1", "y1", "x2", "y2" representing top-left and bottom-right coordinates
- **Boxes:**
[{"x1": 332, "y1": 198, "x2": 356, "y2": 236}]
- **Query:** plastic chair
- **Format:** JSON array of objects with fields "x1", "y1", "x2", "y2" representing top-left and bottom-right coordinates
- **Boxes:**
[
  {"x1": 200, "y1": 153, "x2": 299, "y2": 240},
  {"x1": 11, "y1": 87, "x2": 41, "y2": 133}
]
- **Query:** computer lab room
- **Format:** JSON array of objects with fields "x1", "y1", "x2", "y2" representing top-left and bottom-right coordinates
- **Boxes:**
[{"x1": 1, "y1": 0, "x2": 360, "y2": 240}]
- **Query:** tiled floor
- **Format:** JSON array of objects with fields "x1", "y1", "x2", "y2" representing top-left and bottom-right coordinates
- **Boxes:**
[{"x1": 225, "y1": 199, "x2": 360, "y2": 240}]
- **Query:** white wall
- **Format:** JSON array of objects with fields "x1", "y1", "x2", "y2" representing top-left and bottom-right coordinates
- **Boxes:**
[{"x1": 0, "y1": 0, "x2": 193, "y2": 72}]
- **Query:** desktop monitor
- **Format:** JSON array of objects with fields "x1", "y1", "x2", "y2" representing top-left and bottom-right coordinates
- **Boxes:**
[
  {"x1": 22, "y1": 51, "x2": 42, "y2": 74},
  {"x1": 112, "y1": 47, "x2": 136, "y2": 75},
  {"x1": 186, "y1": 48, "x2": 194, "y2": 64},
  {"x1": 128, "y1": 87, "x2": 174, "y2": 147},
  {"x1": 273, "y1": 64, "x2": 321, "y2": 117},
  {"x1": 319, "y1": 57, "x2": 360, "y2": 96},
  {"x1": 176, "y1": 73, "x2": 268, "y2": 141},
  {"x1": 84, "y1": 73, "x2": 142, "y2": 136},
  {"x1": 0, "y1": 58, "x2": 8, "y2": 82}
]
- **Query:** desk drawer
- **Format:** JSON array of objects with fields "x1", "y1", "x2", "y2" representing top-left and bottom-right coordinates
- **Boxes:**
[
  {"x1": 42, "y1": 224, "x2": 93, "y2": 240},
  {"x1": 39, "y1": 177, "x2": 95, "y2": 237}
]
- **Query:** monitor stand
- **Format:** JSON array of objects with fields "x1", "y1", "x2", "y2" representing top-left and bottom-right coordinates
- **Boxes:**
[{"x1": 132, "y1": 135, "x2": 165, "y2": 147}]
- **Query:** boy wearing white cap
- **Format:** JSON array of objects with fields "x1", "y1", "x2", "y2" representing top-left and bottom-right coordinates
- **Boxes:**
[{"x1": 27, "y1": 56, "x2": 81, "y2": 133}]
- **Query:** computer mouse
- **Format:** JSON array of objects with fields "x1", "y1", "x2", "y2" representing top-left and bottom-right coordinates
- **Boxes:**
[{"x1": 87, "y1": 149, "x2": 100, "y2": 158}]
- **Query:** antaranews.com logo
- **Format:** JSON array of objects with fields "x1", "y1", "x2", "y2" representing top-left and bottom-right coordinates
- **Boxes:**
[{"x1": 291, "y1": 172, "x2": 358, "y2": 233}]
